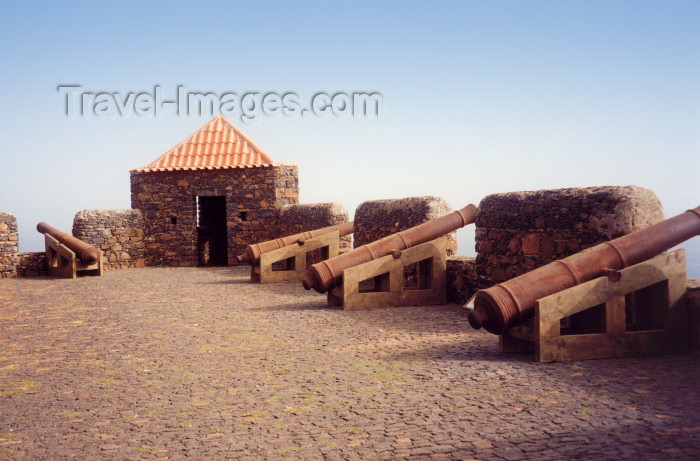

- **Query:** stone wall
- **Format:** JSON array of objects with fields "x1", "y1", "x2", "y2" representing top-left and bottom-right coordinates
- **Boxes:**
[
  {"x1": 131, "y1": 165, "x2": 299, "y2": 267},
  {"x1": 445, "y1": 256, "x2": 478, "y2": 304},
  {"x1": 17, "y1": 252, "x2": 47, "y2": 277},
  {"x1": 0, "y1": 212, "x2": 19, "y2": 278},
  {"x1": 279, "y1": 202, "x2": 352, "y2": 252},
  {"x1": 353, "y1": 196, "x2": 458, "y2": 255},
  {"x1": 687, "y1": 280, "x2": 700, "y2": 351},
  {"x1": 474, "y1": 186, "x2": 664, "y2": 284},
  {"x1": 73, "y1": 209, "x2": 146, "y2": 270}
]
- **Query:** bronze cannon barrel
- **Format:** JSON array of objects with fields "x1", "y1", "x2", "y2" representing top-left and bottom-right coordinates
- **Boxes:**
[
  {"x1": 468, "y1": 205, "x2": 700, "y2": 335},
  {"x1": 236, "y1": 221, "x2": 354, "y2": 265},
  {"x1": 36, "y1": 222, "x2": 101, "y2": 265},
  {"x1": 302, "y1": 204, "x2": 478, "y2": 293}
]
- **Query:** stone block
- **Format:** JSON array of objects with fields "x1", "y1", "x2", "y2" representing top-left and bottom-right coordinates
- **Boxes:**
[
  {"x1": 16, "y1": 252, "x2": 47, "y2": 277},
  {"x1": 353, "y1": 196, "x2": 458, "y2": 256},
  {"x1": 687, "y1": 280, "x2": 700, "y2": 350},
  {"x1": 475, "y1": 186, "x2": 664, "y2": 285},
  {"x1": 0, "y1": 212, "x2": 19, "y2": 278},
  {"x1": 73, "y1": 209, "x2": 145, "y2": 271},
  {"x1": 279, "y1": 202, "x2": 351, "y2": 251},
  {"x1": 446, "y1": 256, "x2": 480, "y2": 304}
]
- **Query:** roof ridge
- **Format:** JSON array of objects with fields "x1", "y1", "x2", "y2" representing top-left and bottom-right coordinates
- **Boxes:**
[{"x1": 217, "y1": 116, "x2": 268, "y2": 159}]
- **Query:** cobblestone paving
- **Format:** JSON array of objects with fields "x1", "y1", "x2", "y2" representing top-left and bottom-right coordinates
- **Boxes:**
[{"x1": 1, "y1": 267, "x2": 698, "y2": 460}]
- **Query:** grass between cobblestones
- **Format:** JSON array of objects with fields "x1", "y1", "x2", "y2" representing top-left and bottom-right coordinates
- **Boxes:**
[{"x1": 1, "y1": 267, "x2": 699, "y2": 460}]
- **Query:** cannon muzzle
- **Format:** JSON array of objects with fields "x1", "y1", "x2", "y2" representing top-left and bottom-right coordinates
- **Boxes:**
[
  {"x1": 36, "y1": 222, "x2": 101, "y2": 265},
  {"x1": 302, "y1": 204, "x2": 478, "y2": 293},
  {"x1": 236, "y1": 221, "x2": 354, "y2": 266},
  {"x1": 468, "y1": 206, "x2": 700, "y2": 335}
]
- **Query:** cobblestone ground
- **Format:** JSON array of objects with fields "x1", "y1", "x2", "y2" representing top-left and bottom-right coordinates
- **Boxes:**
[{"x1": 1, "y1": 267, "x2": 698, "y2": 460}]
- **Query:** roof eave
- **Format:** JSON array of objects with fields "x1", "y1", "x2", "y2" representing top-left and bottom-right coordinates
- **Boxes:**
[{"x1": 129, "y1": 163, "x2": 278, "y2": 174}]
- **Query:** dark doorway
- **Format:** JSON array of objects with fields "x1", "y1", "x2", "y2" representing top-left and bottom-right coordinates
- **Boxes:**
[{"x1": 197, "y1": 196, "x2": 228, "y2": 266}]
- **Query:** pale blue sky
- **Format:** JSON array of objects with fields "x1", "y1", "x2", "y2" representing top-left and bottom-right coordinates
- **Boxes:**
[{"x1": 1, "y1": 1, "x2": 698, "y2": 275}]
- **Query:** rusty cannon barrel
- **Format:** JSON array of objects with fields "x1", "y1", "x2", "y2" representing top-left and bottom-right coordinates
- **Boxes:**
[
  {"x1": 467, "y1": 205, "x2": 700, "y2": 335},
  {"x1": 236, "y1": 221, "x2": 354, "y2": 265},
  {"x1": 36, "y1": 222, "x2": 101, "y2": 265},
  {"x1": 302, "y1": 204, "x2": 478, "y2": 293}
]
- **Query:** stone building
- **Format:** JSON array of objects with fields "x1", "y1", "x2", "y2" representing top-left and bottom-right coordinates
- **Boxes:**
[{"x1": 130, "y1": 116, "x2": 299, "y2": 267}]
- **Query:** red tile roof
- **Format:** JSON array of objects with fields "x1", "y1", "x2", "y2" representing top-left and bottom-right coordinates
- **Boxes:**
[{"x1": 132, "y1": 116, "x2": 274, "y2": 172}]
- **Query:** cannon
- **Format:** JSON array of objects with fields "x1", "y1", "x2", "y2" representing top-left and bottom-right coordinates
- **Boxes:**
[
  {"x1": 302, "y1": 204, "x2": 478, "y2": 294},
  {"x1": 37, "y1": 222, "x2": 101, "y2": 265},
  {"x1": 468, "y1": 206, "x2": 700, "y2": 335},
  {"x1": 236, "y1": 221, "x2": 354, "y2": 265}
]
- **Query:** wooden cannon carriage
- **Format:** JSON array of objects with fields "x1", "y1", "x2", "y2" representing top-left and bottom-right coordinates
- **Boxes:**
[
  {"x1": 237, "y1": 222, "x2": 353, "y2": 283},
  {"x1": 302, "y1": 204, "x2": 478, "y2": 310},
  {"x1": 37, "y1": 222, "x2": 103, "y2": 278},
  {"x1": 468, "y1": 206, "x2": 700, "y2": 362}
]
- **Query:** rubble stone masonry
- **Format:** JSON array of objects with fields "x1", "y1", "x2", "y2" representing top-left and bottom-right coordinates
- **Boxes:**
[
  {"x1": 279, "y1": 202, "x2": 352, "y2": 252},
  {"x1": 130, "y1": 165, "x2": 298, "y2": 266},
  {"x1": 73, "y1": 209, "x2": 146, "y2": 270},
  {"x1": 353, "y1": 196, "x2": 459, "y2": 255},
  {"x1": 0, "y1": 212, "x2": 19, "y2": 278},
  {"x1": 17, "y1": 252, "x2": 47, "y2": 277},
  {"x1": 474, "y1": 186, "x2": 664, "y2": 284},
  {"x1": 445, "y1": 256, "x2": 478, "y2": 304},
  {"x1": 687, "y1": 280, "x2": 700, "y2": 350}
]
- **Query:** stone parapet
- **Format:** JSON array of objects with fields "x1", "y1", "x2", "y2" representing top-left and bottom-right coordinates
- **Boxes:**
[
  {"x1": 73, "y1": 209, "x2": 146, "y2": 270},
  {"x1": 353, "y1": 196, "x2": 458, "y2": 256},
  {"x1": 475, "y1": 186, "x2": 664, "y2": 283},
  {"x1": 279, "y1": 202, "x2": 351, "y2": 252},
  {"x1": 0, "y1": 212, "x2": 19, "y2": 278}
]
